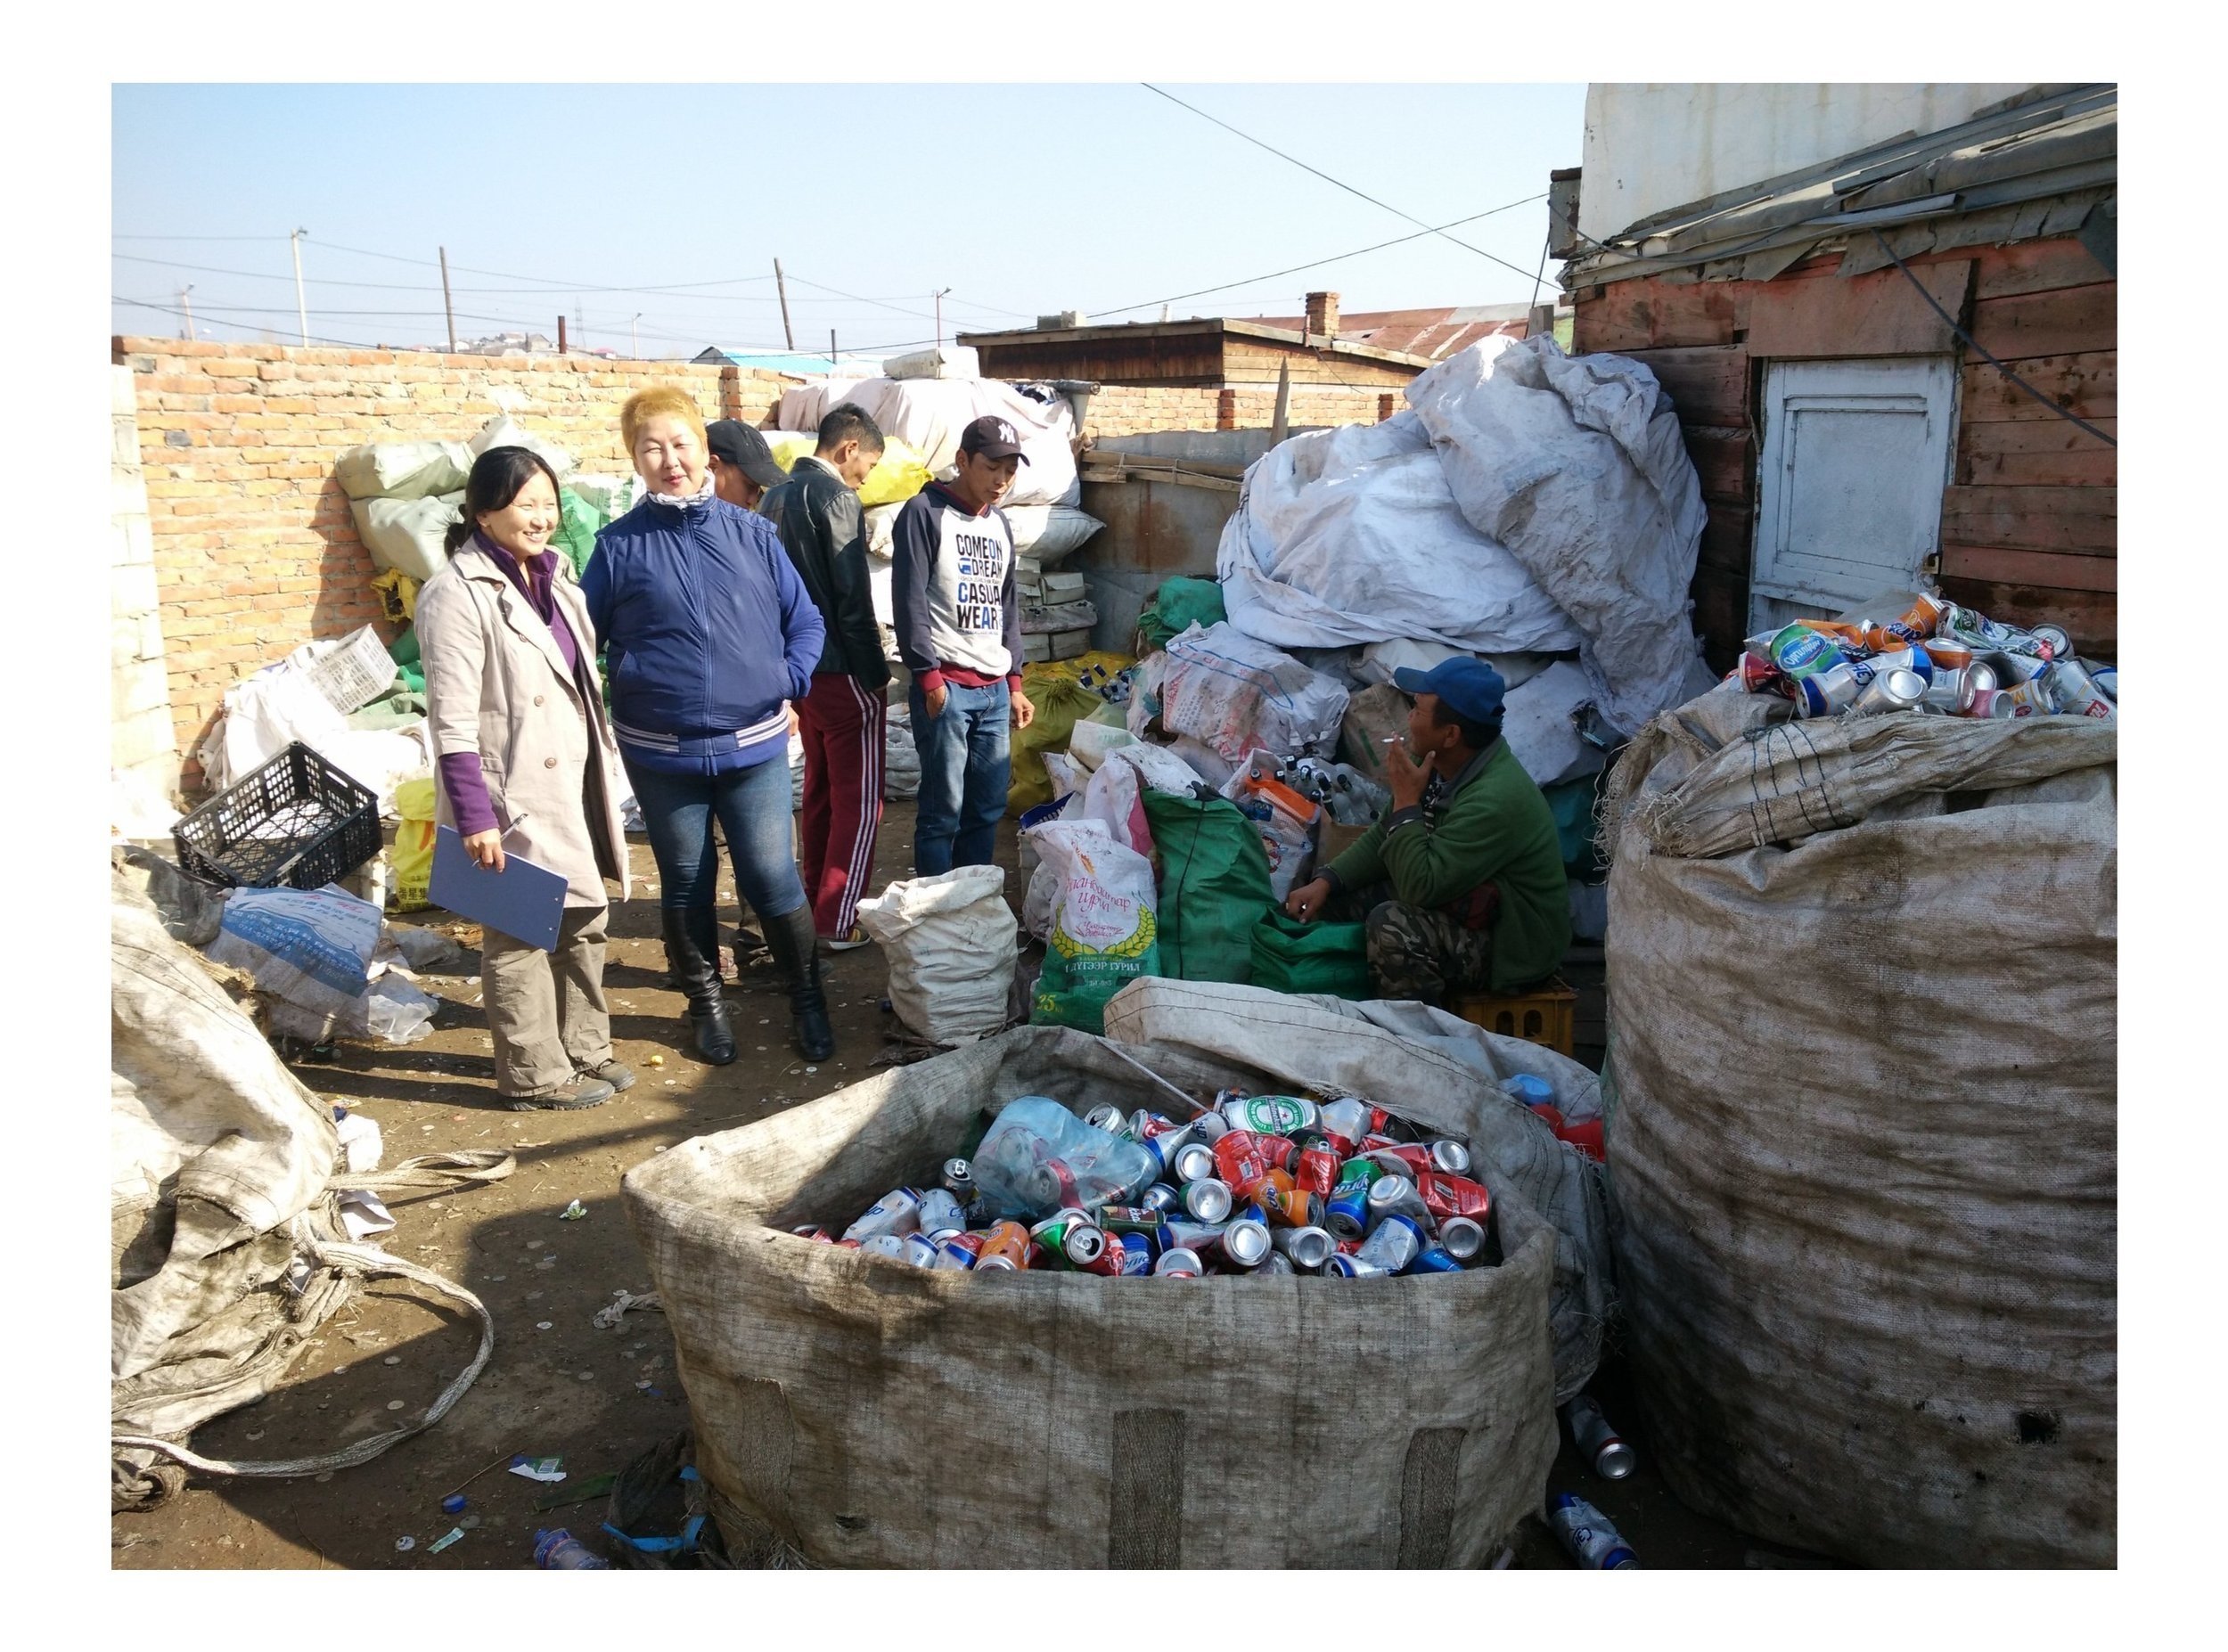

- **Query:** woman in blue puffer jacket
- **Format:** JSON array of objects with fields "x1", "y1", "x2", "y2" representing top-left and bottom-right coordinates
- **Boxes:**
[{"x1": 582, "y1": 386, "x2": 831, "y2": 1065}]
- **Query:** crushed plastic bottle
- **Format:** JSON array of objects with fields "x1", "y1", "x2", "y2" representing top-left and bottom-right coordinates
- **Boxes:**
[
  {"x1": 532, "y1": 1527, "x2": 610, "y2": 1569},
  {"x1": 971, "y1": 1096, "x2": 1159, "y2": 1219},
  {"x1": 1548, "y1": 1493, "x2": 1639, "y2": 1568}
]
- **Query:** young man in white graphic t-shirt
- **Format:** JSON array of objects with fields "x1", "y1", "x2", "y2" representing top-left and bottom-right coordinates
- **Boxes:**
[{"x1": 890, "y1": 414, "x2": 1040, "y2": 875}]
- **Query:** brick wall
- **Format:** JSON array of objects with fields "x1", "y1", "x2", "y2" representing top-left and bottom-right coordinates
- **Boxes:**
[
  {"x1": 1084, "y1": 381, "x2": 1397, "y2": 439},
  {"x1": 113, "y1": 337, "x2": 795, "y2": 789}
]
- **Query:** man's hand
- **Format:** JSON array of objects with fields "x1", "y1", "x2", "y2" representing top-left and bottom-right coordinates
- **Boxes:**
[
  {"x1": 1011, "y1": 691, "x2": 1036, "y2": 732},
  {"x1": 785, "y1": 703, "x2": 801, "y2": 737},
  {"x1": 1384, "y1": 738, "x2": 1435, "y2": 811},
  {"x1": 922, "y1": 682, "x2": 949, "y2": 720},
  {"x1": 1285, "y1": 877, "x2": 1332, "y2": 923},
  {"x1": 463, "y1": 828, "x2": 507, "y2": 872}
]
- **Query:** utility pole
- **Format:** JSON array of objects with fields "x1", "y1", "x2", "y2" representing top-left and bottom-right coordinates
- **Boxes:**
[
  {"x1": 934, "y1": 288, "x2": 952, "y2": 350},
  {"x1": 289, "y1": 228, "x2": 309, "y2": 345},
  {"x1": 774, "y1": 258, "x2": 795, "y2": 351},
  {"x1": 179, "y1": 285, "x2": 194, "y2": 340},
  {"x1": 632, "y1": 313, "x2": 641, "y2": 357},
  {"x1": 830, "y1": 329, "x2": 838, "y2": 373},
  {"x1": 438, "y1": 246, "x2": 457, "y2": 354},
  {"x1": 557, "y1": 314, "x2": 569, "y2": 354}
]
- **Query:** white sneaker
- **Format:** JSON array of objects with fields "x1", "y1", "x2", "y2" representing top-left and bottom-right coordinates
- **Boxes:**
[{"x1": 825, "y1": 925, "x2": 872, "y2": 953}]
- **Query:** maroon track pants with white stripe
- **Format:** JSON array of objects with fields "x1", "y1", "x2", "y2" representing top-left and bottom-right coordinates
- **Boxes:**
[{"x1": 797, "y1": 672, "x2": 887, "y2": 939}]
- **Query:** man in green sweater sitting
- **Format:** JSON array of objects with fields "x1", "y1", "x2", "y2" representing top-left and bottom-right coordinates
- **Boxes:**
[{"x1": 1283, "y1": 658, "x2": 1570, "y2": 1006}]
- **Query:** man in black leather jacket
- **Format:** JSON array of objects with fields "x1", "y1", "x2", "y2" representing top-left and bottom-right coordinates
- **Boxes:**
[{"x1": 760, "y1": 403, "x2": 895, "y2": 946}]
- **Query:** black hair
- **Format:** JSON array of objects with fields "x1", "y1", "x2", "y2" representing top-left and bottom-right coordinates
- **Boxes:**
[
  {"x1": 445, "y1": 446, "x2": 565, "y2": 555},
  {"x1": 816, "y1": 402, "x2": 886, "y2": 456},
  {"x1": 1428, "y1": 697, "x2": 1503, "y2": 754}
]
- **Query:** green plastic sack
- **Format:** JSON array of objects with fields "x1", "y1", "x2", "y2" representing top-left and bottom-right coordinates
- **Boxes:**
[
  {"x1": 1249, "y1": 909, "x2": 1372, "y2": 999},
  {"x1": 1139, "y1": 790, "x2": 1274, "y2": 984},
  {"x1": 553, "y1": 487, "x2": 602, "y2": 578},
  {"x1": 1136, "y1": 576, "x2": 1226, "y2": 653},
  {"x1": 1007, "y1": 669, "x2": 1105, "y2": 814}
]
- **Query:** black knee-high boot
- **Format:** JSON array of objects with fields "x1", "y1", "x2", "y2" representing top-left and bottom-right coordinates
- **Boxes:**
[
  {"x1": 662, "y1": 906, "x2": 735, "y2": 1065},
  {"x1": 763, "y1": 904, "x2": 834, "y2": 1062}
]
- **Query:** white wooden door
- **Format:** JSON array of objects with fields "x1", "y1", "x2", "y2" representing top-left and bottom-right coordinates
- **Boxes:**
[{"x1": 1749, "y1": 356, "x2": 1957, "y2": 635}]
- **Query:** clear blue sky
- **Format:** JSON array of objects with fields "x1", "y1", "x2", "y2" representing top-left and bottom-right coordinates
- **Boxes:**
[{"x1": 111, "y1": 83, "x2": 1585, "y2": 357}]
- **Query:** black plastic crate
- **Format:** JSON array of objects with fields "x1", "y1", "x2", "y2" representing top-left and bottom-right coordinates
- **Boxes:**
[{"x1": 174, "y1": 741, "x2": 382, "y2": 890}]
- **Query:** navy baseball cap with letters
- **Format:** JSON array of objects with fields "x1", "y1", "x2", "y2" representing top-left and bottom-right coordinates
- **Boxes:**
[
  {"x1": 1392, "y1": 657, "x2": 1508, "y2": 723},
  {"x1": 958, "y1": 414, "x2": 1031, "y2": 463}
]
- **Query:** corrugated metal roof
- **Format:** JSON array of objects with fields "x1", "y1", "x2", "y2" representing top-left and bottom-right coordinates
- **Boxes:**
[{"x1": 1567, "y1": 84, "x2": 2117, "y2": 289}]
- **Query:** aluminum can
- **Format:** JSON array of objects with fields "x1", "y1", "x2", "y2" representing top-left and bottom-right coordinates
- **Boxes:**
[
  {"x1": 1792, "y1": 661, "x2": 1863, "y2": 717},
  {"x1": 1978, "y1": 647, "x2": 2048, "y2": 683},
  {"x1": 1129, "y1": 1108, "x2": 1184, "y2": 1141},
  {"x1": 899, "y1": 1233, "x2": 941, "y2": 1269},
  {"x1": 1416, "y1": 1171, "x2": 1493, "y2": 1224},
  {"x1": 790, "y1": 1225, "x2": 833, "y2": 1242},
  {"x1": 1218, "y1": 1093, "x2": 1319, "y2": 1135},
  {"x1": 1186, "y1": 1109, "x2": 1231, "y2": 1142},
  {"x1": 1921, "y1": 636, "x2": 1973, "y2": 671},
  {"x1": 1294, "y1": 1144, "x2": 1341, "y2": 1198},
  {"x1": 1023, "y1": 1157, "x2": 1081, "y2": 1212},
  {"x1": 1409, "y1": 1246, "x2": 1465, "y2": 1273},
  {"x1": 931, "y1": 1236, "x2": 981, "y2": 1270},
  {"x1": 1158, "y1": 1217, "x2": 1226, "y2": 1253},
  {"x1": 1438, "y1": 1214, "x2": 1487, "y2": 1262},
  {"x1": 1865, "y1": 644, "x2": 1933, "y2": 684},
  {"x1": 1427, "y1": 1139, "x2": 1472, "y2": 1176},
  {"x1": 939, "y1": 1158, "x2": 977, "y2": 1200},
  {"x1": 1365, "y1": 1173, "x2": 1435, "y2": 1231},
  {"x1": 1356, "y1": 1212, "x2": 1425, "y2": 1272},
  {"x1": 1337, "y1": 1156, "x2": 1386, "y2": 1189},
  {"x1": 1183, "y1": 1177, "x2": 1233, "y2": 1223},
  {"x1": 1732, "y1": 651, "x2": 1783, "y2": 695},
  {"x1": 1029, "y1": 1210, "x2": 1108, "y2": 1270},
  {"x1": 1170, "y1": 1142, "x2": 1218, "y2": 1186},
  {"x1": 1769, "y1": 624, "x2": 1847, "y2": 683},
  {"x1": 915, "y1": 1188, "x2": 967, "y2": 1239},
  {"x1": 1115, "y1": 1233, "x2": 1155, "y2": 1275},
  {"x1": 2046, "y1": 659, "x2": 2115, "y2": 721},
  {"x1": 1549, "y1": 1493, "x2": 1639, "y2": 1568},
  {"x1": 1138, "y1": 1182, "x2": 1183, "y2": 1217},
  {"x1": 1324, "y1": 1181, "x2": 1373, "y2": 1240},
  {"x1": 1213, "y1": 1130, "x2": 1297, "y2": 1195},
  {"x1": 1563, "y1": 1394, "x2": 1636, "y2": 1480},
  {"x1": 1260, "y1": 1177, "x2": 1323, "y2": 1230},
  {"x1": 1262, "y1": 1251, "x2": 1297, "y2": 1275},
  {"x1": 856, "y1": 1233, "x2": 908, "y2": 1261},
  {"x1": 2003, "y1": 675, "x2": 2060, "y2": 716},
  {"x1": 2031, "y1": 623, "x2": 2072, "y2": 659},
  {"x1": 1083, "y1": 1103, "x2": 1128, "y2": 1135},
  {"x1": 1323, "y1": 1253, "x2": 1389, "y2": 1278},
  {"x1": 2090, "y1": 664, "x2": 2117, "y2": 703},
  {"x1": 1963, "y1": 688, "x2": 2019, "y2": 720},
  {"x1": 1364, "y1": 1143, "x2": 1431, "y2": 1178},
  {"x1": 1921, "y1": 667, "x2": 1978, "y2": 715},
  {"x1": 1153, "y1": 1247, "x2": 1203, "y2": 1278},
  {"x1": 1315, "y1": 1098, "x2": 1371, "y2": 1155},
  {"x1": 842, "y1": 1189, "x2": 922, "y2": 1243},
  {"x1": 1852, "y1": 667, "x2": 1927, "y2": 715},
  {"x1": 1271, "y1": 1224, "x2": 1336, "y2": 1271},
  {"x1": 1099, "y1": 1206, "x2": 1163, "y2": 1236},
  {"x1": 1215, "y1": 1219, "x2": 1273, "y2": 1270},
  {"x1": 974, "y1": 1220, "x2": 1031, "y2": 1271}
]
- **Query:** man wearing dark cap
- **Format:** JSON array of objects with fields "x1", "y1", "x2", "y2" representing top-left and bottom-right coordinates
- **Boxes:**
[
  {"x1": 890, "y1": 413, "x2": 1038, "y2": 875},
  {"x1": 704, "y1": 419, "x2": 788, "y2": 512},
  {"x1": 760, "y1": 403, "x2": 892, "y2": 946},
  {"x1": 1284, "y1": 657, "x2": 1569, "y2": 1005}
]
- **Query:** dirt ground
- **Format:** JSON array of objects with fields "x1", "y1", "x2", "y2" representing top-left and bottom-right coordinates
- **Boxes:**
[{"x1": 111, "y1": 798, "x2": 1830, "y2": 1572}]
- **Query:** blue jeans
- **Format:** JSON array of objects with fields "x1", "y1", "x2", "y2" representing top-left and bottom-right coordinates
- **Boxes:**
[
  {"x1": 909, "y1": 681, "x2": 1010, "y2": 876},
  {"x1": 624, "y1": 753, "x2": 807, "y2": 920}
]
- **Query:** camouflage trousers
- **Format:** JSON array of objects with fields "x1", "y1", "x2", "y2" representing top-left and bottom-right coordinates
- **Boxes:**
[{"x1": 1326, "y1": 882, "x2": 1494, "y2": 1007}]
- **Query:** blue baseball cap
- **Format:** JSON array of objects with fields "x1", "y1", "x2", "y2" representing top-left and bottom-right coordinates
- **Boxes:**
[{"x1": 1391, "y1": 657, "x2": 1507, "y2": 723}]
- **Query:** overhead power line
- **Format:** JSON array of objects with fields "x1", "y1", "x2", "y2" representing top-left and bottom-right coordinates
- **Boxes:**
[{"x1": 1140, "y1": 84, "x2": 1549, "y2": 287}]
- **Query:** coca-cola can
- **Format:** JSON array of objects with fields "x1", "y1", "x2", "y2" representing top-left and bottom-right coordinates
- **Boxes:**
[
  {"x1": 1427, "y1": 1140, "x2": 1471, "y2": 1176},
  {"x1": 1153, "y1": 1247, "x2": 1203, "y2": 1278},
  {"x1": 1732, "y1": 651, "x2": 1783, "y2": 695}
]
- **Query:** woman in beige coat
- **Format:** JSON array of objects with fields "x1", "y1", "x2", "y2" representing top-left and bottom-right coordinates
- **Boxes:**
[{"x1": 416, "y1": 446, "x2": 635, "y2": 1109}]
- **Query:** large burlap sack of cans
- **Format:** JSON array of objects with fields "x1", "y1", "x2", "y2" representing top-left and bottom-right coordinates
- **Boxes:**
[
  {"x1": 621, "y1": 1020, "x2": 1565, "y2": 1568},
  {"x1": 1597, "y1": 667, "x2": 2116, "y2": 1567}
]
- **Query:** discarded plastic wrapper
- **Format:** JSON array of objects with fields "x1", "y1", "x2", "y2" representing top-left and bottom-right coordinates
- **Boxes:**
[
  {"x1": 559, "y1": 1198, "x2": 587, "y2": 1221},
  {"x1": 337, "y1": 1189, "x2": 395, "y2": 1242},
  {"x1": 509, "y1": 1455, "x2": 567, "y2": 1484},
  {"x1": 429, "y1": 1526, "x2": 465, "y2": 1554}
]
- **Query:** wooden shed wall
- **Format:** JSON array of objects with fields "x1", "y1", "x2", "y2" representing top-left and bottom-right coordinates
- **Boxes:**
[{"x1": 1572, "y1": 236, "x2": 2117, "y2": 666}]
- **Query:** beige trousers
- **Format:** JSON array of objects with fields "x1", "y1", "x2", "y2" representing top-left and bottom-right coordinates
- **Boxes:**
[{"x1": 480, "y1": 904, "x2": 612, "y2": 1097}]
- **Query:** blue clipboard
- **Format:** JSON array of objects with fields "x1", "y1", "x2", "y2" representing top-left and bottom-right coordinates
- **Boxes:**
[{"x1": 428, "y1": 824, "x2": 567, "y2": 952}]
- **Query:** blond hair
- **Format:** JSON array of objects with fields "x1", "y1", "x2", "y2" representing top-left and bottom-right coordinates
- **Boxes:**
[{"x1": 620, "y1": 385, "x2": 706, "y2": 454}]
